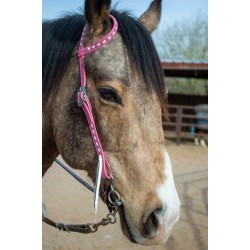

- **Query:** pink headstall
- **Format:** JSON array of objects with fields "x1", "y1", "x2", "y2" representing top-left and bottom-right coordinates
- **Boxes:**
[{"x1": 77, "y1": 15, "x2": 118, "y2": 180}]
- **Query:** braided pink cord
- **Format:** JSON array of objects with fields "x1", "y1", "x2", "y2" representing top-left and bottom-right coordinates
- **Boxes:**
[{"x1": 77, "y1": 16, "x2": 118, "y2": 179}]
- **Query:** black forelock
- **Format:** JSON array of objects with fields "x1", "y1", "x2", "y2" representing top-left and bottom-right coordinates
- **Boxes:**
[{"x1": 42, "y1": 13, "x2": 84, "y2": 104}]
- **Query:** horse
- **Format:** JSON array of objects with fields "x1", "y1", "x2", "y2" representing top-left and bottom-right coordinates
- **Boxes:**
[{"x1": 42, "y1": 0, "x2": 180, "y2": 245}]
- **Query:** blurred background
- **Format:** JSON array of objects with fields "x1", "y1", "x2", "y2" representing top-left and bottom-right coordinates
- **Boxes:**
[{"x1": 43, "y1": 0, "x2": 208, "y2": 146}]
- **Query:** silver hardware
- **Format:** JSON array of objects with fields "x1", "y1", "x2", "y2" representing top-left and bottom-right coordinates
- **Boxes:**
[
  {"x1": 56, "y1": 222, "x2": 70, "y2": 233},
  {"x1": 77, "y1": 86, "x2": 86, "y2": 107},
  {"x1": 108, "y1": 184, "x2": 122, "y2": 206}
]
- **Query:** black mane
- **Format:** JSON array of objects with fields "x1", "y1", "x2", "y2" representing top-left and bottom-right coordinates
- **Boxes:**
[{"x1": 42, "y1": 10, "x2": 167, "y2": 111}]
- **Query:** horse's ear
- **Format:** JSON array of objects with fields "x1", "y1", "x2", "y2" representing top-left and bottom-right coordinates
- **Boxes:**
[
  {"x1": 84, "y1": 0, "x2": 111, "y2": 37},
  {"x1": 138, "y1": 0, "x2": 162, "y2": 34}
]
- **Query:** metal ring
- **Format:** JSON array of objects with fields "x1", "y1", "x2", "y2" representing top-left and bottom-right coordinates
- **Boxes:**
[
  {"x1": 107, "y1": 214, "x2": 117, "y2": 224},
  {"x1": 77, "y1": 86, "x2": 86, "y2": 107},
  {"x1": 108, "y1": 189, "x2": 122, "y2": 206}
]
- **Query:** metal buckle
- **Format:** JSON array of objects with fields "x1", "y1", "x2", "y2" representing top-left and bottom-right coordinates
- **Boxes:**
[
  {"x1": 56, "y1": 222, "x2": 70, "y2": 233},
  {"x1": 77, "y1": 86, "x2": 86, "y2": 107}
]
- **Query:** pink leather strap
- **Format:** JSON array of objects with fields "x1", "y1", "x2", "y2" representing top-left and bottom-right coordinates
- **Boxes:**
[{"x1": 77, "y1": 16, "x2": 118, "y2": 179}]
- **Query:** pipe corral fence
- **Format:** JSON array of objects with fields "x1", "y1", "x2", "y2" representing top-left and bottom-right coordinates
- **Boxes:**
[{"x1": 161, "y1": 60, "x2": 208, "y2": 145}]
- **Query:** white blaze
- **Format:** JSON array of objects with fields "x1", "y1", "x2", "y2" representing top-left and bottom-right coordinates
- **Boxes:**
[
  {"x1": 156, "y1": 151, "x2": 181, "y2": 242},
  {"x1": 124, "y1": 150, "x2": 181, "y2": 245}
]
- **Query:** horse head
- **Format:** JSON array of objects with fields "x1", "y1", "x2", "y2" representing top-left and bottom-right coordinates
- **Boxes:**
[{"x1": 43, "y1": 0, "x2": 180, "y2": 245}]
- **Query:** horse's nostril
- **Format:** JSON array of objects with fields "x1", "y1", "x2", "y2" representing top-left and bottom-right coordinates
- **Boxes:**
[
  {"x1": 143, "y1": 209, "x2": 161, "y2": 239},
  {"x1": 151, "y1": 211, "x2": 159, "y2": 229}
]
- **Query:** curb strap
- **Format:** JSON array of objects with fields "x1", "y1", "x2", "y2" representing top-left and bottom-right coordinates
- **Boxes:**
[
  {"x1": 42, "y1": 203, "x2": 119, "y2": 234},
  {"x1": 43, "y1": 160, "x2": 122, "y2": 234}
]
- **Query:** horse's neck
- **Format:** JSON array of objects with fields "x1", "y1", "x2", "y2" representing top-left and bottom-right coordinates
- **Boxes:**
[
  {"x1": 42, "y1": 103, "x2": 59, "y2": 176},
  {"x1": 42, "y1": 48, "x2": 99, "y2": 179},
  {"x1": 42, "y1": 52, "x2": 90, "y2": 177}
]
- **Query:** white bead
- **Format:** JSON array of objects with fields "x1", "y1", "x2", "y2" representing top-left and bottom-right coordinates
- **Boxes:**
[
  {"x1": 97, "y1": 43, "x2": 101, "y2": 46},
  {"x1": 108, "y1": 36, "x2": 111, "y2": 40},
  {"x1": 102, "y1": 40, "x2": 106, "y2": 43},
  {"x1": 87, "y1": 47, "x2": 90, "y2": 50},
  {"x1": 92, "y1": 45, "x2": 95, "y2": 48}
]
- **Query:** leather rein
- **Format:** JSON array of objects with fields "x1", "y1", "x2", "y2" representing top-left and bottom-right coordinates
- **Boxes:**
[{"x1": 42, "y1": 15, "x2": 122, "y2": 234}]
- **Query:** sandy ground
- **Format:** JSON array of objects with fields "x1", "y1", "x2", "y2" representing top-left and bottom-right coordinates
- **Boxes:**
[{"x1": 42, "y1": 140, "x2": 208, "y2": 250}]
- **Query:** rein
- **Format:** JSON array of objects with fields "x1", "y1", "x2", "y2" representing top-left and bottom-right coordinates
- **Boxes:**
[{"x1": 42, "y1": 15, "x2": 122, "y2": 234}]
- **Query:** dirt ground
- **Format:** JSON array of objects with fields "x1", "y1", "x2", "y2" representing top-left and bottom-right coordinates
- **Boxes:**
[{"x1": 42, "y1": 140, "x2": 208, "y2": 250}]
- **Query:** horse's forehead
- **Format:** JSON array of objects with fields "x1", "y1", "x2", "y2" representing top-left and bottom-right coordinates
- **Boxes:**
[
  {"x1": 86, "y1": 34, "x2": 143, "y2": 87},
  {"x1": 85, "y1": 35, "x2": 128, "y2": 76}
]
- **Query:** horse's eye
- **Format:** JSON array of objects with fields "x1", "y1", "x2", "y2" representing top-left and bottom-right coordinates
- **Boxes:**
[{"x1": 98, "y1": 87, "x2": 122, "y2": 104}]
